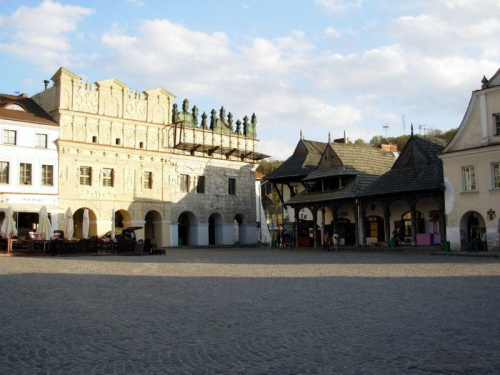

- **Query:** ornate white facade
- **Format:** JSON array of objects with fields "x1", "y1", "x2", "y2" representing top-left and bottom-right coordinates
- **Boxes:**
[
  {"x1": 439, "y1": 70, "x2": 500, "y2": 251},
  {"x1": 32, "y1": 68, "x2": 262, "y2": 246}
]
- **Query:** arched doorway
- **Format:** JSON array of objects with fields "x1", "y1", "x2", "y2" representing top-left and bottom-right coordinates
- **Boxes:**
[
  {"x1": 73, "y1": 208, "x2": 97, "y2": 238},
  {"x1": 114, "y1": 209, "x2": 132, "y2": 230},
  {"x1": 401, "y1": 211, "x2": 425, "y2": 237},
  {"x1": 145, "y1": 210, "x2": 162, "y2": 243},
  {"x1": 178, "y1": 211, "x2": 197, "y2": 246},
  {"x1": 337, "y1": 218, "x2": 355, "y2": 245},
  {"x1": 460, "y1": 211, "x2": 485, "y2": 251},
  {"x1": 208, "y1": 213, "x2": 223, "y2": 245}
]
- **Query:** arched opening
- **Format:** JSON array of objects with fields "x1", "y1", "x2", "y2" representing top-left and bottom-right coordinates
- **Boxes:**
[
  {"x1": 337, "y1": 217, "x2": 355, "y2": 246},
  {"x1": 460, "y1": 211, "x2": 485, "y2": 252},
  {"x1": 145, "y1": 210, "x2": 162, "y2": 243},
  {"x1": 208, "y1": 213, "x2": 223, "y2": 245},
  {"x1": 365, "y1": 215, "x2": 384, "y2": 243},
  {"x1": 73, "y1": 208, "x2": 97, "y2": 238},
  {"x1": 178, "y1": 211, "x2": 197, "y2": 246},
  {"x1": 115, "y1": 209, "x2": 132, "y2": 230}
]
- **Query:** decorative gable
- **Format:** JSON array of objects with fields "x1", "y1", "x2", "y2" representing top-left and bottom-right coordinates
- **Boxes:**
[
  {"x1": 317, "y1": 143, "x2": 342, "y2": 170},
  {"x1": 393, "y1": 137, "x2": 431, "y2": 169}
]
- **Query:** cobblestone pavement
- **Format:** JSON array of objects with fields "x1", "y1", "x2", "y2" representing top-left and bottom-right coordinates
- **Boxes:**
[{"x1": 1, "y1": 248, "x2": 499, "y2": 374}]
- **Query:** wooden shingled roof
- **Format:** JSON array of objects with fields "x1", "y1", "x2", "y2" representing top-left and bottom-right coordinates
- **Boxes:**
[
  {"x1": 264, "y1": 139, "x2": 326, "y2": 181},
  {"x1": 359, "y1": 135, "x2": 447, "y2": 197},
  {"x1": 0, "y1": 94, "x2": 57, "y2": 126}
]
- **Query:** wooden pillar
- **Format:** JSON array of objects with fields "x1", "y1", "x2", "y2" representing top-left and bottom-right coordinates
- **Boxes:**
[
  {"x1": 359, "y1": 200, "x2": 366, "y2": 246},
  {"x1": 312, "y1": 207, "x2": 319, "y2": 248},
  {"x1": 410, "y1": 199, "x2": 417, "y2": 245},
  {"x1": 294, "y1": 208, "x2": 299, "y2": 247},
  {"x1": 384, "y1": 201, "x2": 391, "y2": 246},
  {"x1": 353, "y1": 200, "x2": 360, "y2": 247}
]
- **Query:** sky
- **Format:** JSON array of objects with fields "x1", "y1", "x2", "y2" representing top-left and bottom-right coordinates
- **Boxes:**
[{"x1": 1, "y1": 0, "x2": 499, "y2": 160}]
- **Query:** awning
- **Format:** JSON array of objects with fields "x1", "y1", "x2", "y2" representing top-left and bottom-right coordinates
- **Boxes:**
[{"x1": 0, "y1": 203, "x2": 65, "y2": 213}]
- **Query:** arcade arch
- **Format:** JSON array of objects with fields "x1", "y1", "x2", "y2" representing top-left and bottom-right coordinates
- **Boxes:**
[{"x1": 73, "y1": 208, "x2": 97, "y2": 238}]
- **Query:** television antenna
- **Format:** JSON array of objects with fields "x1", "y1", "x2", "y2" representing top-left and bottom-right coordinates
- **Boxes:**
[{"x1": 383, "y1": 125, "x2": 389, "y2": 138}]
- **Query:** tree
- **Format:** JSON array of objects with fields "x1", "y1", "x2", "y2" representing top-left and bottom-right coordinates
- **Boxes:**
[{"x1": 257, "y1": 159, "x2": 283, "y2": 175}]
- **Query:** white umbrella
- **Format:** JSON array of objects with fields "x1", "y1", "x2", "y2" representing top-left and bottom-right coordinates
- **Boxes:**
[
  {"x1": 64, "y1": 208, "x2": 74, "y2": 239},
  {"x1": 37, "y1": 206, "x2": 53, "y2": 239},
  {"x1": 82, "y1": 209, "x2": 89, "y2": 238},
  {"x1": 1, "y1": 206, "x2": 17, "y2": 237},
  {"x1": 111, "y1": 209, "x2": 116, "y2": 240}
]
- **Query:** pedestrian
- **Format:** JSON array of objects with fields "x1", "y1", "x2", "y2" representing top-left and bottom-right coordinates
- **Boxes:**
[
  {"x1": 323, "y1": 231, "x2": 331, "y2": 251},
  {"x1": 481, "y1": 228, "x2": 488, "y2": 252},
  {"x1": 332, "y1": 232, "x2": 339, "y2": 251}
]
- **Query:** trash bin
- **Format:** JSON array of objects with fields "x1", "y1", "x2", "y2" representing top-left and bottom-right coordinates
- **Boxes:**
[
  {"x1": 178, "y1": 238, "x2": 183, "y2": 246},
  {"x1": 271, "y1": 239, "x2": 277, "y2": 248},
  {"x1": 443, "y1": 241, "x2": 450, "y2": 252},
  {"x1": 390, "y1": 237, "x2": 397, "y2": 247}
]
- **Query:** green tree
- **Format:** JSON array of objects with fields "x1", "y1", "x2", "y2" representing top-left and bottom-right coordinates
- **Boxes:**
[{"x1": 257, "y1": 159, "x2": 283, "y2": 175}]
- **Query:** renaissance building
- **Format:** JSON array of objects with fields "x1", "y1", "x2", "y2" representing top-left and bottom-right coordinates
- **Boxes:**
[{"x1": 31, "y1": 68, "x2": 266, "y2": 247}]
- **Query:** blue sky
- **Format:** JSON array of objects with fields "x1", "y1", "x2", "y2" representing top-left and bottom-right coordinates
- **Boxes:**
[{"x1": 1, "y1": 0, "x2": 499, "y2": 159}]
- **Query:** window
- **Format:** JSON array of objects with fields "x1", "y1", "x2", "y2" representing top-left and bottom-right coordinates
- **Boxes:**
[
  {"x1": 196, "y1": 176, "x2": 205, "y2": 194},
  {"x1": 492, "y1": 163, "x2": 500, "y2": 189},
  {"x1": 0, "y1": 162, "x2": 9, "y2": 184},
  {"x1": 180, "y1": 174, "x2": 190, "y2": 193},
  {"x1": 102, "y1": 168, "x2": 114, "y2": 187},
  {"x1": 3, "y1": 130, "x2": 16, "y2": 145},
  {"x1": 36, "y1": 133, "x2": 47, "y2": 148},
  {"x1": 92, "y1": 136, "x2": 97, "y2": 143},
  {"x1": 79, "y1": 166, "x2": 92, "y2": 186},
  {"x1": 115, "y1": 138, "x2": 121, "y2": 145},
  {"x1": 228, "y1": 178, "x2": 236, "y2": 195},
  {"x1": 41, "y1": 165, "x2": 53, "y2": 186},
  {"x1": 143, "y1": 171, "x2": 152, "y2": 189},
  {"x1": 139, "y1": 142, "x2": 144, "y2": 149},
  {"x1": 20, "y1": 163, "x2": 32, "y2": 185},
  {"x1": 494, "y1": 114, "x2": 500, "y2": 136},
  {"x1": 462, "y1": 165, "x2": 476, "y2": 191}
]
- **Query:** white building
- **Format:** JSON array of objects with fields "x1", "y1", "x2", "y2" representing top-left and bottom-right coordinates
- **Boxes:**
[
  {"x1": 31, "y1": 68, "x2": 265, "y2": 247},
  {"x1": 439, "y1": 69, "x2": 500, "y2": 251},
  {"x1": 0, "y1": 93, "x2": 61, "y2": 237}
]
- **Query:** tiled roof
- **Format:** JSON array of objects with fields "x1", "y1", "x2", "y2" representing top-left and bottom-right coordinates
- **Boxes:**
[
  {"x1": 303, "y1": 166, "x2": 359, "y2": 181},
  {"x1": 286, "y1": 173, "x2": 380, "y2": 205},
  {"x1": 330, "y1": 142, "x2": 395, "y2": 175},
  {"x1": 265, "y1": 139, "x2": 326, "y2": 180},
  {"x1": 0, "y1": 93, "x2": 57, "y2": 126},
  {"x1": 359, "y1": 164, "x2": 444, "y2": 197},
  {"x1": 359, "y1": 136, "x2": 446, "y2": 197}
]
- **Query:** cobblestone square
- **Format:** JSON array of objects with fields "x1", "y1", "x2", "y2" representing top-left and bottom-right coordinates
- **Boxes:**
[{"x1": 1, "y1": 248, "x2": 499, "y2": 374}]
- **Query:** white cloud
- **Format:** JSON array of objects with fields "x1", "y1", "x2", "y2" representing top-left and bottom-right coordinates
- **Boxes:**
[
  {"x1": 324, "y1": 26, "x2": 341, "y2": 37},
  {"x1": 315, "y1": 0, "x2": 362, "y2": 14},
  {"x1": 0, "y1": 0, "x2": 93, "y2": 71},
  {"x1": 127, "y1": 0, "x2": 145, "y2": 7},
  {"x1": 258, "y1": 140, "x2": 295, "y2": 160}
]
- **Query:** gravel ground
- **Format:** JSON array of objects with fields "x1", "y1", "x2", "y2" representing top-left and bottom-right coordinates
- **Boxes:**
[{"x1": 0, "y1": 248, "x2": 499, "y2": 374}]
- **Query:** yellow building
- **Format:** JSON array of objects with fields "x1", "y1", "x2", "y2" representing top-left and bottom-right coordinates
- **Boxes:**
[
  {"x1": 32, "y1": 68, "x2": 265, "y2": 247},
  {"x1": 439, "y1": 69, "x2": 500, "y2": 251}
]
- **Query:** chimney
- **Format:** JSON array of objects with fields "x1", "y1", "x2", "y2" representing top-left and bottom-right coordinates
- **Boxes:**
[{"x1": 44, "y1": 80, "x2": 50, "y2": 90}]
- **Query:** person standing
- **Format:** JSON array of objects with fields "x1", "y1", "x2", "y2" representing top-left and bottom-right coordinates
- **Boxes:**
[{"x1": 332, "y1": 232, "x2": 339, "y2": 251}]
